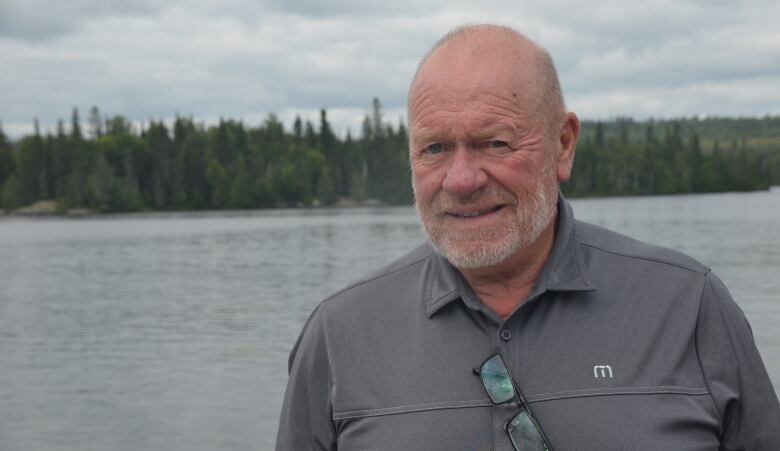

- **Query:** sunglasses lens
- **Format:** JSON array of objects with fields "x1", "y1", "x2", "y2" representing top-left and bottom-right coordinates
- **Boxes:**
[
  {"x1": 480, "y1": 354, "x2": 515, "y2": 404},
  {"x1": 507, "y1": 410, "x2": 548, "y2": 451}
]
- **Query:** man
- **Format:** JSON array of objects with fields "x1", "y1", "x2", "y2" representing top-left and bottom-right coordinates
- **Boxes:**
[{"x1": 276, "y1": 24, "x2": 780, "y2": 450}]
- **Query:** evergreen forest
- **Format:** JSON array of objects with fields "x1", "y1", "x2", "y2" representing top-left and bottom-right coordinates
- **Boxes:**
[{"x1": 1, "y1": 99, "x2": 779, "y2": 214}]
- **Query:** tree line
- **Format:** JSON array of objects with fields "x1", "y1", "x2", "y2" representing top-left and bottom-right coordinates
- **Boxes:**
[
  {"x1": 567, "y1": 116, "x2": 780, "y2": 196},
  {"x1": 0, "y1": 99, "x2": 411, "y2": 213},
  {"x1": 1, "y1": 102, "x2": 779, "y2": 213}
]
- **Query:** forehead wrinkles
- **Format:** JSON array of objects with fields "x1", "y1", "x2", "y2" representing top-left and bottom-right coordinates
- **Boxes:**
[
  {"x1": 409, "y1": 87, "x2": 532, "y2": 133},
  {"x1": 409, "y1": 66, "x2": 538, "y2": 126}
]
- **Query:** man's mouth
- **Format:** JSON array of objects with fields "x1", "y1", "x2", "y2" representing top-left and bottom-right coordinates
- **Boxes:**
[{"x1": 446, "y1": 205, "x2": 505, "y2": 218}]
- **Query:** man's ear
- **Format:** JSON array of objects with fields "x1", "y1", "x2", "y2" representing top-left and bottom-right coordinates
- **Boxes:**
[{"x1": 556, "y1": 112, "x2": 580, "y2": 183}]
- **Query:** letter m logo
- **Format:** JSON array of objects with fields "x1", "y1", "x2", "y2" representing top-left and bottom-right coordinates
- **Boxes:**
[{"x1": 593, "y1": 365, "x2": 613, "y2": 378}]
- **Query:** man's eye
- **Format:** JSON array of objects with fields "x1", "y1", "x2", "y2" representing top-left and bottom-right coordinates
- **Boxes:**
[
  {"x1": 425, "y1": 143, "x2": 444, "y2": 154},
  {"x1": 489, "y1": 140, "x2": 508, "y2": 148}
]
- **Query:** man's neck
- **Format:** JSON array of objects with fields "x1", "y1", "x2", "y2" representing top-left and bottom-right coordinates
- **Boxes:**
[{"x1": 457, "y1": 216, "x2": 557, "y2": 319}]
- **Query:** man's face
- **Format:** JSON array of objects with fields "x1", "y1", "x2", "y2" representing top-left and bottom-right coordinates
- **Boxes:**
[{"x1": 408, "y1": 43, "x2": 563, "y2": 269}]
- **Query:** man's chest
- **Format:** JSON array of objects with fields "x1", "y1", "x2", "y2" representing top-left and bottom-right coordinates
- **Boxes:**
[{"x1": 328, "y1": 297, "x2": 720, "y2": 450}]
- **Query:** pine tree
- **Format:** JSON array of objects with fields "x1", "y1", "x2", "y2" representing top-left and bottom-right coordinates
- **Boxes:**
[
  {"x1": 88, "y1": 106, "x2": 103, "y2": 139},
  {"x1": 0, "y1": 122, "x2": 14, "y2": 195},
  {"x1": 71, "y1": 108, "x2": 83, "y2": 140}
]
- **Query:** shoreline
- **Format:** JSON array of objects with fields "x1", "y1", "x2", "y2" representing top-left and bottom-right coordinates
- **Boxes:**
[{"x1": 3, "y1": 187, "x2": 778, "y2": 218}]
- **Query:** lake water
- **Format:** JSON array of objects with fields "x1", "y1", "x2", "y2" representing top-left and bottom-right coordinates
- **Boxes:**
[{"x1": 1, "y1": 190, "x2": 778, "y2": 451}]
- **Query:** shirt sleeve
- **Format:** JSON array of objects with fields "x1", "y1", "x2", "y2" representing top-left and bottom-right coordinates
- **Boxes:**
[
  {"x1": 696, "y1": 271, "x2": 780, "y2": 450},
  {"x1": 275, "y1": 303, "x2": 337, "y2": 451}
]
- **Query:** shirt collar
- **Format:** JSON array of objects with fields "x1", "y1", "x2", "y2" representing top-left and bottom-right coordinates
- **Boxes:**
[{"x1": 425, "y1": 192, "x2": 596, "y2": 318}]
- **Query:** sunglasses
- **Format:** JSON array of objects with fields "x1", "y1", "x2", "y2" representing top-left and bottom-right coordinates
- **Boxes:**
[{"x1": 476, "y1": 352, "x2": 553, "y2": 450}]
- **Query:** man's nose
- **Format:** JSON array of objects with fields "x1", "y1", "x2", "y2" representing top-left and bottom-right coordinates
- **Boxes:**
[{"x1": 441, "y1": 148, "x2": 488, "y2": 197}]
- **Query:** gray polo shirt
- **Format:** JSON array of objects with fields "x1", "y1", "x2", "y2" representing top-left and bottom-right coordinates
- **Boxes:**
[{"x1": 276, "y1": 196, "x2": 780, "y2": 450}]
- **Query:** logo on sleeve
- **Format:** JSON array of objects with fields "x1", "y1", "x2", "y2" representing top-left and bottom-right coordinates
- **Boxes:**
[{"x1": 593, "y1": 365, "x2": 613, "y2": 378}]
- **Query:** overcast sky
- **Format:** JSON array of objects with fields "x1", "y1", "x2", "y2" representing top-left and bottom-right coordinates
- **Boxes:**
[{"x1": 2, "y1": 0, "x2": 779, "y2": 139}]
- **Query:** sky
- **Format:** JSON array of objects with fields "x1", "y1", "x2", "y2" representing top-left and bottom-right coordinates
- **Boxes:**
[{"x1": 1, "y1": 0, "x2": 779, "y2": 139}]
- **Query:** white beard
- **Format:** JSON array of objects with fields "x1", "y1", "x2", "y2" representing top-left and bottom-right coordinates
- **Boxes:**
[{"x1": 414, "y1": 160, "x2": 558, "y2": 269}]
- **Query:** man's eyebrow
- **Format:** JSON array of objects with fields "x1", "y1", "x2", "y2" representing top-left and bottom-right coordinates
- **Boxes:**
[
  {"x1": 465, "y1": 124, "x2": 516, "y2": 140},
  {"x1": 411, "y1": 123, "x2": 516, "y2": 144},
  {"x1": 410, "y1": 128, "x2": 442, "y2": 143}
]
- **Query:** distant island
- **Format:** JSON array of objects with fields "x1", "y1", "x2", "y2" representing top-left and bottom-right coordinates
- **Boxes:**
[{"x1": 1, "y1": 99, "x2": 779, "y2": 215}]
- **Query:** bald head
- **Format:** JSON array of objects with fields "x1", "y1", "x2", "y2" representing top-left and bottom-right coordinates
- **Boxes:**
[{"x1": 409, "y1": 24, "x2": 565, "y2": 134}]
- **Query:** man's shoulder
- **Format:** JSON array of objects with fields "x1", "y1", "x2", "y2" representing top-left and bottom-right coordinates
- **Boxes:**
[
  {"x1": 321, "y1": 242, "x2": 436, "y2": 306},
  {"x1": 575, "y1": 219, "x2": 710, "y2": 275}
]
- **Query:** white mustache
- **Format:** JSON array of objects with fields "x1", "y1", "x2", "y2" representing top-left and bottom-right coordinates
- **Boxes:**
[{"x1": 431, "y1": 185, "x2": 517, "y2": 214}]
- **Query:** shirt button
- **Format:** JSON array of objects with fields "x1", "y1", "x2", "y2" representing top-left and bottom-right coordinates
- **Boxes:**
[{"x1": 500, "y1": 329, "x2": 512, "y2": 341}]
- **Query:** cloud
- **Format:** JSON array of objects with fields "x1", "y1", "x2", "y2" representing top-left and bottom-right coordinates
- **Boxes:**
[
  {"x1": 571, "y1": 75, "x2": 780, "y2": 120},
  {"x1": 1, "y1": 0, "x2": 779, "y2": 139},
  {"x1": 0, "y1": 0, "x2": 160, "y2": 42}
]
